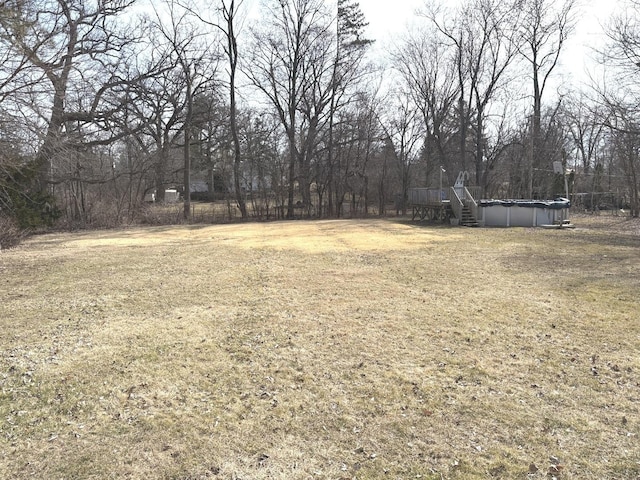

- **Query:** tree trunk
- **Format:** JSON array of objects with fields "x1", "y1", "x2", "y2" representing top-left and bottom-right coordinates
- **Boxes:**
[
  {"x1": 183, "y1": 82, "x2": 192, "y2": 220},
  {"x1": 476, "y1": 101, "x2": 488, "y2": 196},
  {"x1": 155, "y1": 151, "x2": 167, "y2": 203},
  {"x1": 34, "y1": 79, "x2": 66, "y2": 192},
  {"x1": 531, "y1": 59, "x2": 542, "y2": 199},
  {"x1": 226, "y1": 0, "x2": 247, "y2": 219},
  {"x1": 287, "y1": 131, "x2": 297, "y2": 219},
  {"x1": 459, "y1": 96, "x2": 467, "y2": 173}
]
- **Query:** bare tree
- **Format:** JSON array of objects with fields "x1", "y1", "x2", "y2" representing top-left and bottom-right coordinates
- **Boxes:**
[
  {"x1": 602, "y1": 0, "x2": 640, "y2": 80},
  {"x1": 380, "y1": 93, "x2": 425, "y2": 215},
  {"x1": 247, "y1": 0, "x2": 335, "y2": 218},
  {"x1": 392, "y1": 27, "x2": 459, "y2": 185},
  {"x1": 323, "y1": 0, "x2": 373, "y2": 216},
  {"x1": 183, "y1": 0, "x2": 248, "y2": 218},
  {"x1": 517, "y1": 0, "x2": 575, "y2": 197},
  {"x1": 608, "y1": 110, "x2": 640, "y2": 216},
  {"x1": 128, "y1": 61, "x2": 186, "y2": 204},
  {"x1": 561, "y1": 92, "x2": 607, "y2": 176},
  {"x1": 321, "y1": 90, "x2": 381, "y2": 217},
  {"x1": 0, "y1": 2, "x2": 37, "y2": 106},
  {"x1": 219, "y1": 0, "x2": 247, "y2": 218},
  {"x1": 423, "y1": 0, "x2": 521, "y2": 195},
  {"x1": 239, "y1": 110, "x2": 281, "y2": 218},
  {"x1": 0, "y1": 0, "x2": 174, "y2": 228},
  {"x1": 147, "y1": 0, "x2": 217, "y2": 219},
  {"x1": 596, "y1": 0, "x2": 640, "y2": 216},
  {"x1": 0, "y1": 0, "x2": 142, "y2": 191}
]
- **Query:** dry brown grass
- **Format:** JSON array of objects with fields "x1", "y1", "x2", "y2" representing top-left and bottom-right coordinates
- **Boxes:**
[{"x1": 1, "y1": 215, "x2": 639, "y2": 479}]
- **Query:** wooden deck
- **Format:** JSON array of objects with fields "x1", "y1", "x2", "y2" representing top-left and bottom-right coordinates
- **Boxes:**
[
  {"x1": 408, "y1": 188, "x2": 450, "y2": 206},
  {"x1": 409, "y1": 187, "x2": 482, "y2": 224},
  {"x1": 408, "y1": 188, "x2": 451, "y2": 221}
]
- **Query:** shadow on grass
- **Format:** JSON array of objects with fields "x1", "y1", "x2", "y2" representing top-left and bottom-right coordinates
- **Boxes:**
[
  {"x1": 569, "y1": 231, "x2": 640, "y2": 249},
  {"x1": 24, "y1": 223, "x2": 220, "y2": 249}
]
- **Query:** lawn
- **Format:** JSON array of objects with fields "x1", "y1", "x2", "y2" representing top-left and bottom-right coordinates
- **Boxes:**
[{"x1": 1, "y1": 216, "x2": 639, "y2": 479}]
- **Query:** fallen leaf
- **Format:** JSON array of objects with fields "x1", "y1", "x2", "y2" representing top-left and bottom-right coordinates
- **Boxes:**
[{"x1": 257, "y1": 453, "x2": 269, "y2": 467}]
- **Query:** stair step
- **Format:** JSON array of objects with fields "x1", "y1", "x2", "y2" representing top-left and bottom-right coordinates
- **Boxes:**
[{"x1": 454, "y1": 204, "x2": 478, "y2": 226}]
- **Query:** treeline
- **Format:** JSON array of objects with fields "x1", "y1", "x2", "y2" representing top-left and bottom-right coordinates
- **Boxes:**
[{"x1": 1, "y1": 0, "x2": 640, "y2": 241}]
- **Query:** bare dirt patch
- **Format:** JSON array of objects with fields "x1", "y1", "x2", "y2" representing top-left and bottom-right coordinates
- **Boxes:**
[{"x1": 1, "y1": 217, "x2": 639, "y2": 479}]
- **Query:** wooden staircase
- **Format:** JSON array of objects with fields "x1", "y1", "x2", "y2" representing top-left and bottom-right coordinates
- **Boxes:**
[
  {"x1": 407, "y1": 172, "x2": 481, "y2": 226},
  {"x1": 448, "y1": 171, "x2": 481, "y2": 227},
  {"x1": 459, "y1": 204, "x2": 479, "y2": 227}
]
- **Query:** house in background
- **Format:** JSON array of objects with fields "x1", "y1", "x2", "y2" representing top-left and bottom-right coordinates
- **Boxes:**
[{"x1": 144, "y1": 189, "x2": 181, "y2": 203}]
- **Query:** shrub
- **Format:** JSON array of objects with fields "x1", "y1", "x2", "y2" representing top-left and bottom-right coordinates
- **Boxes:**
[
  {"x1": 1, "y1": 164, "x2": 61, "y2": 229},
  {"x1": 0, "y1": 214, "x2": 24, "y2": 250}
]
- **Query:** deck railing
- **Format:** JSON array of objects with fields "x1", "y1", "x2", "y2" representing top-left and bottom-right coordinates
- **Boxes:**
[
  {"x1": 466, "y1": 186, "x2": 483, "y2": 200},
  {"x1": 408, "y1": 188, "x2": 450, "y2": 205},
  {"x1": 464, "y1": 186, "x2": 479, "y2": 220},
  {"x1": 409, "y1": 185, "x2": 480, "y2": 222},
  {"x1": 450, "y1": 187, "x2": 464, "y2": 220},
  {"x1": 451, "y1": 186, "x2": 479, "y2": 220}
]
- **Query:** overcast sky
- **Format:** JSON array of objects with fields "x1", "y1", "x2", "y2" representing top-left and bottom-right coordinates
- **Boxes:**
[
  {"x1": 358, "y1": 0, "x2": 616, "y2": 40},
  {"x1": 357, "y1": 0, "x2": 620, "y2": 85},
  {"x1": 236, "y1": 0, "x2": 624, "y2": 91}
]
